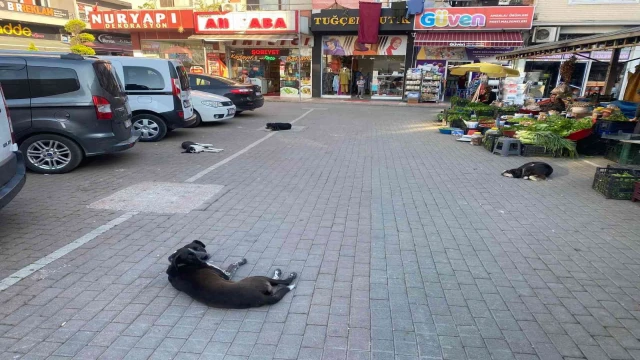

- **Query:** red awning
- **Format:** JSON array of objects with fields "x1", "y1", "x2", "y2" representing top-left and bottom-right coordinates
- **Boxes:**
[{"x1": 414, "y1": 32, "x2": 523, "y2": 48}]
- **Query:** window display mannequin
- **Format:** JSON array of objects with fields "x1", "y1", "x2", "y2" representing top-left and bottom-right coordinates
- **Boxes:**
[
  {"x1": 339, "y1": 67, "x2": 351, "y2": 94},
  {"x1": 323, "y1": 66, "x2": 334, "y2": 94}
]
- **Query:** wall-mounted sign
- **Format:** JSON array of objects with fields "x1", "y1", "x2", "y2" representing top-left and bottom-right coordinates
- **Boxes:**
[
  {"x1": 414, "y1": 6, "x2": 534, "y2": 30},
  {"x1": 0, "y1": 21, "x2": 61, "y2": 40},
  {"x1": 96, "y1": 34, "x2": 132, "y2": 46},
  {"x1": 310, "y1": 9, "x2": 413, "y2": 32},
  {"x1": 244, "y1": 49, "x2": 289, "y2": 56},
  {"x1": 0, "y1": 0, "x2": 69, "y2": 19},
  {"x1": 89, "y1": 9, "x2": 194, "y2": 30},
  {"x1": 322, "y1": 35, "x2": 407, "y2": 56},
  {"x1": 194, "y1": 11, "x2": 298, "y2": 34}
]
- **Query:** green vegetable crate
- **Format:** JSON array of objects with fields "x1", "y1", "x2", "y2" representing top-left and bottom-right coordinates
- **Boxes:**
[
  {"x1": 605, "y1": 141, "x2": 640, "y2": 165},
  {"x1": 592, "y1": 166, "x2": 640, "y2": 200},
  {"x1": 484, "y1": 134, "x2": 501, "y2": 152}
]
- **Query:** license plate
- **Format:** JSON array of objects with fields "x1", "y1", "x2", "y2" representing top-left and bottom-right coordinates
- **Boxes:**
[
  {"x1": 228, "y1": 108, "x2": 235, "y2": 115},
  {"x1": 124, "y1": 119, "x2": 132, "y2": 128},
  {"x1": 256, "y1": 92, "x2": 262, "y2": 96}
]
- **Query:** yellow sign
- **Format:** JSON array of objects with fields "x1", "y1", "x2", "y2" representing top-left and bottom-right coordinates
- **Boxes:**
[{"x1": 0, "y1": 23, "x2": 32, "y2": 37}]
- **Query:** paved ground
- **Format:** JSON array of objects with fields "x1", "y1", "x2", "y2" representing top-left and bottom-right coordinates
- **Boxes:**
[{"x1": 1, "y1": 101, "x2": 640, "y2": 360}]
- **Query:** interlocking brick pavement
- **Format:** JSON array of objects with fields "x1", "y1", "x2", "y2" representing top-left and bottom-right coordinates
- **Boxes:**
[{"x1": 0, "y1": 101, "x2": 639, "y2": 360}]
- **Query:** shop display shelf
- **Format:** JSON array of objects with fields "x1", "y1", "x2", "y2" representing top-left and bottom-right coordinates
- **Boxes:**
[{"x1": 592, "y1": 166, "x2": 640, "y2": 200}]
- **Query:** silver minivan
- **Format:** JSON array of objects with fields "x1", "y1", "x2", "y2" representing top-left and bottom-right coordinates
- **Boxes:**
[{"x1": 0, "y1": 84, "x2": 26, "y2": 210}]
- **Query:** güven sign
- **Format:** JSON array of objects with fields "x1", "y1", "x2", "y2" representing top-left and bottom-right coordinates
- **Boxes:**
[
  {"x1": 414, "y1": 6, "x2": 534, "y2": 30},
  {"x1": 195, "y1": 11, "x2": 298, "y2": 34},
  {"x1": 89, "y1": 10, "x2": 194, "y2": 30}
]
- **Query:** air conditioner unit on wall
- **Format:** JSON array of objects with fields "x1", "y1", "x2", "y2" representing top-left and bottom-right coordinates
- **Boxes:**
[{"x1": 532, "y1": 27, "x2": 559, "y2": 43}]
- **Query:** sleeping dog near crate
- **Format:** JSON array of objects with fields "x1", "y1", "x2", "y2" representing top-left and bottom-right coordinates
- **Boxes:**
[
  {"x1": 167, "y1": 241, "x2": 297, "y2": 309},
  {"x1": 266, "y1": 123, "x2": 292, "y2": 131},
  {"x1": 502, "y1": 162, "x2": 554, "y2": 181}
]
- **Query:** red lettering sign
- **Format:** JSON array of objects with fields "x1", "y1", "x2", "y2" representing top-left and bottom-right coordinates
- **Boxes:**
[
  {"x1": 250, "y1": 49, "x2": 281, "y2": 55},
  {"x1": 88, "y1": 9, "x2": 194, "y2": 30},
  {"x1": 194, "y1": 11, "x2": 298, "y2": 34}
]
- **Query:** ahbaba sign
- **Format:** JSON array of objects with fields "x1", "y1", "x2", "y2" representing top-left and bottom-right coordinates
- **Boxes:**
[
  {"x1": 414, "y1": 6, "x2": 534, "y2": 30},
  {"x1": 89, "y1": 10, "x2": 194, "y2": 30},
  {"x1": 195, "y1": 11, "x2": 298, "y2": 34}
]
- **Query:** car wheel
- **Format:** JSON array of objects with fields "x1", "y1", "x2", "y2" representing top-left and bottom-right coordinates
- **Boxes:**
[
  {"x1": 20, "y1": 134, "x2": 83, "y2": 174},
  {"x1": 188, "y1": 111, "x2": 202, "y2": 128},
  {"x1": 133, "y1": 114, "x2": 167, "y2": 142}
]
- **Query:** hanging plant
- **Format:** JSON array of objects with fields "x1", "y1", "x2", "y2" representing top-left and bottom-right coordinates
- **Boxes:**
[{"x1": 560, "y1": 56, "x2": 577, "y2": 83}]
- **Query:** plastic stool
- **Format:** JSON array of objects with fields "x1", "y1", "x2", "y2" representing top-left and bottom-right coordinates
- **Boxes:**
[{"x1": 493, "y1": 137, "x2": 521, "y2": 157}]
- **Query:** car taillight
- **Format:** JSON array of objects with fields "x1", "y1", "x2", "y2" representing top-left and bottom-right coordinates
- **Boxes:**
[
  {"x1": 177, "y1": 111, "x2": 184, "y2": 119},
  {"x1": 231, "y1": 88, "x2": 252, "y2": 94},
  {"x1": 92, "y1": 96, "x2": 113, "y2": 120},
  {"x1": 172, "y1": 79, "x2": 181, "y2": 97}
]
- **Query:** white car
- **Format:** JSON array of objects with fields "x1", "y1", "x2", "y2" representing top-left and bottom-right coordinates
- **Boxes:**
[{"x1": 189, "y1": 91, "x2": 236, "y2": 127}]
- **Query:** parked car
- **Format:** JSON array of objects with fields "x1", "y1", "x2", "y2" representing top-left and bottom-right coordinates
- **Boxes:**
[
  {"x1": 0, "y1": 85, "x2": 26, "y2": 210},
  {"x1": 188, "y1": 74, "x2": 264, "y2": 114},
  {"x1": 0, "y1": 51, "x2": 138, "y2": 174},
  {"x1": 99, "y1": 56, "x2": 196, "y2": 142},
  {"x1": 189, "y1": 91, "x2": 236, "y2": 127}
]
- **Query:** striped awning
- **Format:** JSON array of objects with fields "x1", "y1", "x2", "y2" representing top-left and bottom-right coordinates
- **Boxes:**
[{"x1": 414, "y1": 32, "x2": 523, "y2": 48}]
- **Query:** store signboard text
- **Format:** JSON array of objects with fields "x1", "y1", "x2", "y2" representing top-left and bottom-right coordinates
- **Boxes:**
[
  {"x1": 195, "y1": 11, "x2": 298, "y2": 33},
  {"x1": 89, "y1": 10, "x2": 194, "y2": 30},
  {"x1": 414, "y1": 6, "x2": 534, "y2": 30},
  {"x1": 0, "y1": 0, "x2": 69, "y2": 19},
  {"x1": 310, "y1": 9, "x2": 413, "y2": 32}
]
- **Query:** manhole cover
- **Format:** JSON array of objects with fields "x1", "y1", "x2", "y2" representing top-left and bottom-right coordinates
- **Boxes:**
[{"x1": 88, "y1": 182, "x2": 224, "y2": 214}]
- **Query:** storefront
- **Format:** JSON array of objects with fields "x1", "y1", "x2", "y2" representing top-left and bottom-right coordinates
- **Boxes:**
[
  {"x1": 310, "y1": 9, "x2": 414, "y2": 99},
  {"x1": 192, "y1": 11, "x2": 312, "y2": 98},
  {"x1": 0, "y1": 20, "x2": 69, "y2": 52},
  {"x1": 412, "y1": 6, "x2": 534, "y2": 100},
  {"x1": 88, "y1": 9, "x2": 203, "y2": 67},
  {"x1": 520, "y1": 50, "x2": 632, "y2": 99}
]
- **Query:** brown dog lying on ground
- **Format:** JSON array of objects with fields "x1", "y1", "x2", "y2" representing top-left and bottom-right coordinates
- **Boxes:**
[{"x1": 167, "y1": 241, "x2": 297, "y2": 309}]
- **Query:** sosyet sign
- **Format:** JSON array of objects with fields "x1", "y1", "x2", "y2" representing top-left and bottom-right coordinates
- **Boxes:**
[
  {"x1": 89, "y1": 9, "x2": 194, "y2": 30},
  {"x1": 194, "y1": 11, "x2": 298, "y2": 34},
  {"x1": 414, "y1": 6, "x2": 534, "y2": 30}
]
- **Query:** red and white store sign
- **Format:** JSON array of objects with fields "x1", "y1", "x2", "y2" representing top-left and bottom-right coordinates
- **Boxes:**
[
  {"x1": 88, "y1": 9, "x2": 194, "y2": 30},
  {"x1": 195, "y1": 11, "x2": 298, "y2": 34}
]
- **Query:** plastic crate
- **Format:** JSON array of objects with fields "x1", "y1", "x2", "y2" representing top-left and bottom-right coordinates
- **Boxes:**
[
  {"x1": 605, "y1": 142, "x2": 640, "y2": 165},
  {"x1": 483, "y1": 134, "x2": 501, "y2": 152},
  {"x1": 520, "y1": 144, "x2": 572, "y2": 157},
  {"x1": 597, "y1": 120, "x2": 637, "y2": 135},
  {"x1": 592, "y1": 166, "x2": 640, "y2": 200}
]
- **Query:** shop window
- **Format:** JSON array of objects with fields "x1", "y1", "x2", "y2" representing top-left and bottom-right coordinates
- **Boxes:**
[
  {"x1": 0, "y1": 64, "x2": 30, "y2": 100},
  {"x1": 123, "y1": 66, "x2": 165, "y2": 91},
  {"x1": 28, "y1": 67, "x2": 80, "y2": 98}
]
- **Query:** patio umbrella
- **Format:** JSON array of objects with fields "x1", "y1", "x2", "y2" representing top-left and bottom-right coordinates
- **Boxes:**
[{"x1": 449, "y1": 63, "x2": 520, "y2": 78}]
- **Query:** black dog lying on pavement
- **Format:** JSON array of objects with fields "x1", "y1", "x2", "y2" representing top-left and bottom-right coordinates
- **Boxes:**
[
  {"x1": 502, "y1": 161, "x2": 554, "y2": 181},
  {"x1": 266, "y1": 123, "x2": 292, "y2": 131},
  {"x1": 167, "y1": 241, "x2": 297, "y2": 309}
]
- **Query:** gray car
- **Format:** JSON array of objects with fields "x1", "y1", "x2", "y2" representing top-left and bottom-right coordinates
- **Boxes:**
[{"x1": 0, "y1": 52, "x2": 138, "y2": 174}]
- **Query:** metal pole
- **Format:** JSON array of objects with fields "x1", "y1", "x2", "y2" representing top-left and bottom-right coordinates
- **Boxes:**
[{"x1": 298, "y1": 11, "x2": 302, "y2": 102}]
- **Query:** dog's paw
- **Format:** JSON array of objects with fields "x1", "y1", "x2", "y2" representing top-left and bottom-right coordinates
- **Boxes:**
[
  {"x1": 287, "y1": 284, "x2": 296, "y2": 291},
  {"x1": 530, "y1": 176, "x2": 540, "y2": 181},
  {"x1": 238, "y1": 258, "x2": 248, "y2": 266},
  {"x1": 273, "y1": 269, "x2": 282, "y2": 279},
  {"x1": 523, "y1": 176, "x2": 529, "y2": 180},
  {"x1": 288, "y1": 272, "x2": 298, "y2": 280}
]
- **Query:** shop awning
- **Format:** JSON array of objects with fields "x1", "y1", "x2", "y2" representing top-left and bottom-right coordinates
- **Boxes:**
[
  {"x1": 86, "y1": 42, "x2": 133, "y2": 53},
  {"x1": 496, "y1": 26, "x2": 640, "y2": 60},
  {"x1": 414, "y1": 32, "x2": 524, "y2": 48}
]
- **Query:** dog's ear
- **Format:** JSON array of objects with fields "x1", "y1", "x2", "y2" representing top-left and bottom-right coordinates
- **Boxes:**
[{"x1": 192, "y1": 240, "x2": 206, "y2": 248}]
